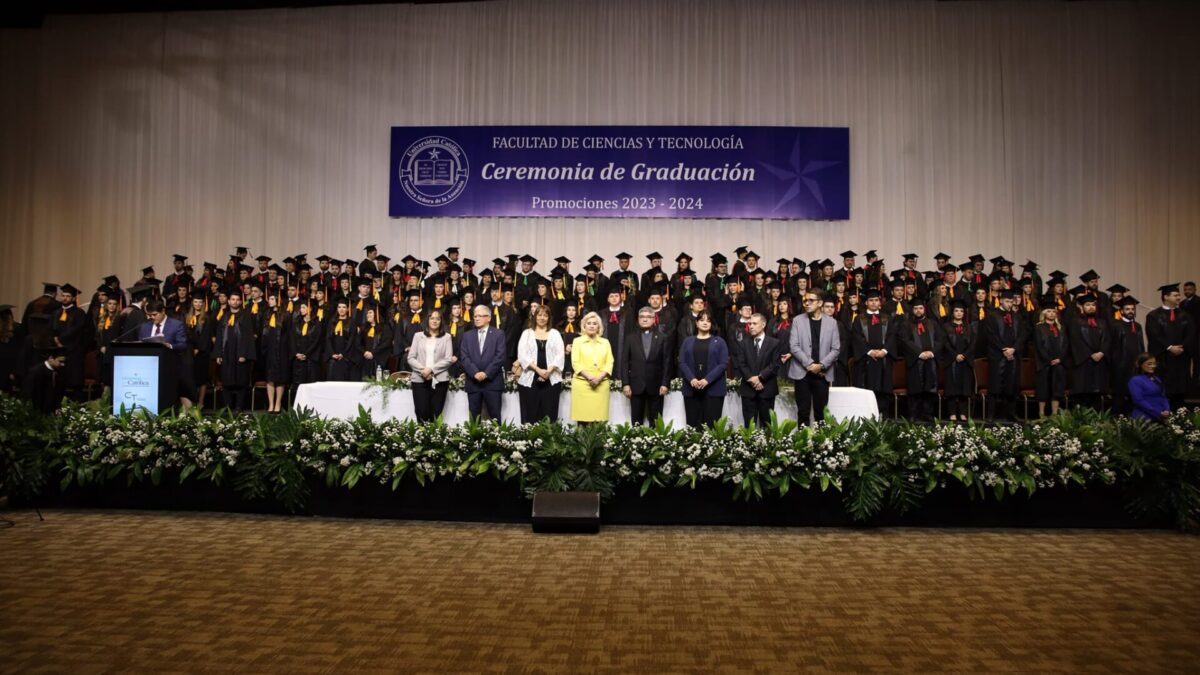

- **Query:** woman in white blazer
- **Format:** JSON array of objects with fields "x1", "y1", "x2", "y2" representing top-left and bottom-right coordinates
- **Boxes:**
[
  {"x1": 406, "y1": 310, "x2": 455, "y2": 422},
  {"x1": 516, "y1": 304, "x2": 565, "y2": 423}
]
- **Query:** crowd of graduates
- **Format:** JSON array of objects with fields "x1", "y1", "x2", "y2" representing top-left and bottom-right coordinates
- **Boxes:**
[{"x1": 1, "y1": 244, "x2": 1196, "y2": 422}]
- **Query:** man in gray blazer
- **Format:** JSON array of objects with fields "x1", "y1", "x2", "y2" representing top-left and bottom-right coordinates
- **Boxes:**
[{"x1": 787, "y1": 290, "x2": 841, "y2": 424}]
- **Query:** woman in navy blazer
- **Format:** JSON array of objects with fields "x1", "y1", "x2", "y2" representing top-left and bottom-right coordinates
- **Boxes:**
[
  {"x1": 678, "y1": 310, "x2": 729, "y2": 428},
  {"x1": 1128, "y1": 353, "x2": 1171, "y2": 421}
]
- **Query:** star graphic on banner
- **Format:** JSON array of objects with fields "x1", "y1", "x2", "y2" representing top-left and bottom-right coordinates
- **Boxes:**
[
  {"x1": 759, "y1": 135, "x2": 842, "y2": 213},
  {"x1": 428, "y1": 149, "x2": 442, "y2": 160}
]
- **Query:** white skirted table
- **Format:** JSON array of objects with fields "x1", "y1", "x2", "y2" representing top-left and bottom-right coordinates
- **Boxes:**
[{"x1": 293, "y1": 382, "x2": 879, "y2": 425}]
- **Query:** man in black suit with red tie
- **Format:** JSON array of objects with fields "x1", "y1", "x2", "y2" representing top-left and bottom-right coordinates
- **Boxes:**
[
  {"x1": 621, "y1": 307, "x2": 672, "y2": 426},
  {"x1": 731, "y1": 312, "x2": 784, "y2": 427}
]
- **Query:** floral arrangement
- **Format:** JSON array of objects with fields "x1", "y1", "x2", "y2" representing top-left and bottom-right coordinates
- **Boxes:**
[{"x1": 2, "y1": 393, "x2": 1197, "y2": 530}]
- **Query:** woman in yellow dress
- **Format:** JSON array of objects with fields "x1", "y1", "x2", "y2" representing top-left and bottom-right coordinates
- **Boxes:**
[{"x1": 570, "y1": 311, "x2": 614, "y2": 425}]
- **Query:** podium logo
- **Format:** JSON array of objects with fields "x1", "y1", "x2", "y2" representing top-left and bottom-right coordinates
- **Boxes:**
[{"x1": 398, "y1": 136, "x2": 469, "y2": 207}]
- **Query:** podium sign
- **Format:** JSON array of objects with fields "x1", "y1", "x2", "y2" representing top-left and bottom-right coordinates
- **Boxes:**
[{"x1": 113, "y1": 355, "x2": 160, "y2": 415}]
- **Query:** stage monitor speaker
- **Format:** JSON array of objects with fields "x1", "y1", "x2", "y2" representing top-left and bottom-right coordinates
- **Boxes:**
[{"x1": 531, "y1": 491, "x2": 600, "y2": 533}]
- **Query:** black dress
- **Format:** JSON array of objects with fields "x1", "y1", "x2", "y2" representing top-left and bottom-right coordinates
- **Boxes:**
[
  {"x1": 1033, "y1": 322, "x2": 1068, "y2": 401},
  {"x1": 186, "y1": 317, "x2": 213, "y2": 390},
  {"x1": 941, "y1": 322, "x2": 977, "y2": 398},
  {"x1": 261, "y1": 311, "x2": 292, "y2": 384},
  {"x1": 325, "y1": 318, "x2": 361, "y2": 381},
  {"x1": 291, "y1": 318, "x2": 323, "y2": 385}
]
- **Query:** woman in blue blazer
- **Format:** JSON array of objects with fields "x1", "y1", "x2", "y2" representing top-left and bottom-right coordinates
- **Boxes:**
[
  {"x1": 1128, "y1": 353, "x2": 1171, "y2": 421},
  {"x1": 678, "y1": 310, "x2": 729, "y2": 428}
]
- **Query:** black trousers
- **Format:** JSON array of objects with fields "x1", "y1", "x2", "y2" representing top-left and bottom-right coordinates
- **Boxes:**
[
  {"x1": 629, "y1": 391, "x2": 665, "y2": 426},
  {"x1": 793, "y1": 376, "x2": 830, "y2": 424},
  {"x1": 945, "y1": 395, "x2": 969, "y2": 418},
  {"x1": 990, "y1": 394, "x2": 1015, "y2": 421},
  {"x1": 683, "y1": 394, "x2": 724, "y2": 428},
  {"x1": 223, "y1": 386, "x2": 248, "y2": 411},
  {"x1": 909, "y1": 392, "x2": 936, "y2": 422},
  {"x1": 518, "y1": 381, "x2": 561, "y2": 424},
  {"x1": 741, "y1": 395, "x2": 776, "y2": 428},
  {"x1": 467, "y1": 388, "x2": 503, "y2": 420},
  {"x1": 412, "y1": 380, "x2": 449, "y2": 422}
]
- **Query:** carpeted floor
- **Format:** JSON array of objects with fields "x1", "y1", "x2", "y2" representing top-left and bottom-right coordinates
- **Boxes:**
[{"x1": 1, "y1": 511, "x2": 1197, "y2": 673}]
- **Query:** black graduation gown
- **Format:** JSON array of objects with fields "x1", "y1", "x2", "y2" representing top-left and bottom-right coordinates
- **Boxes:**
[
  {"x1": 1109, "y1": 319, "x2": 1145, "y2": 399},
  {"x1": 851, "y1": 313, "x2": 897, "y2": 393},
  {"x1": 1033, "y1": 323, "x2": 1069, "y2": 400},
  {"x1": 1067, "y1": 316, "x2": 1111, "y2": 395},
  {"x1": 941, "y1": 321, "x2": 977, "y2": 397},
  {"x1": 900, "y1": 318, "x2": 944, "y2": 394},
  {"x1": 983, "y1": 312, "x2": 1026, "y2": 397},
  {"x1": 260, "y1": 311, "x2": 292, "y2": 383},
  {"x1": 185, "y1": 317, "x2": 213, "y2": 389},
  {"x1": 215, "y1": 311, "x2": 256, "y2": 387},
  {"x1": 601, "y1": 306, "x2": 636, "y2": 376},
  {"x1": 21, "y1": 361, "x2": 63, "y2": 414},
  {"x1": 0, "y1": 324, "x2": 27, "y2": 394},
  {"x1": 1145, "y1": 308, "x2": 1196, "y2": 396},
  {"x1": 290, "y1": 318, "x2": 324, "y2": 385},
  {"x1": 359, "y1": 322, "x2": 393, "y2": 375},
  {"x1": 325, "y1": 318, "x2": 362, "y2": 382},
  {"x1": 51, "y1": 305, "x2": 89, "y2": 389}
]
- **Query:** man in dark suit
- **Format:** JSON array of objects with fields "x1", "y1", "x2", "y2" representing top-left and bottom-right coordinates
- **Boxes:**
[
  {"x1": 139, "y1": 298, "x2": 195, "y2": 408},
  {"x1": 621, "y1": 306, "x2": 672, "y2": 426},
  {"x1": 731, "y1": 312, "x2": 784, "y2": 428},
  {"x1": 460, "y1": 304, "x2": 508, "y2": 420},
  {"x1": 21, "y1": 343, "x2": 66, "y2": 414}
]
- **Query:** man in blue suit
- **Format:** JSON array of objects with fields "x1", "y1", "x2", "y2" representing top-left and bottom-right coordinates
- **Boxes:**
[
  {"x1": 138, "y1": 299, "x2": 195, "y2": 407},
  {"x1": 459, "y1": 304, "x2": 507, "y2": 419}
]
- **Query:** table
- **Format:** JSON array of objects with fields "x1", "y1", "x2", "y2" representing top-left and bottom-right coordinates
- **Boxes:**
[{"x1": 293, "y1": 383, "x2": 879, "y2": 425}]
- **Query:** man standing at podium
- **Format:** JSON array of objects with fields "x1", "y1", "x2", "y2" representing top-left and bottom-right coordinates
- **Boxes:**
[{"x1": 139, "y1": 299, "x2": 195, "y2": 409}]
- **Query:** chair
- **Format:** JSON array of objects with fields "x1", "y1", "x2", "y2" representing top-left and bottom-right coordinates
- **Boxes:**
[
  {"x1": 891, "y1": 359, "x2": 908, "y2": 419},
  {"x1": 973, "y1": 358, "x2": 990, "y2": 419},
  {"x1": 83, "y1": 350, "x2": 100, "y2": 400},
  {"x1": 1018, "y1": 358, "x2": 1036, "y2": 419}
]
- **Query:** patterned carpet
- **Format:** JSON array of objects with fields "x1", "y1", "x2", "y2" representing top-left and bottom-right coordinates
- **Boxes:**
[{"x1": 1, "y1": 510, "x2": 1197, "y2": 673}]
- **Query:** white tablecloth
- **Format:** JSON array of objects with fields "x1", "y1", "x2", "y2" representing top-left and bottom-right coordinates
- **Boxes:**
[{"x1": 294, "y1": 383, "x2": 879, "y2": 425}]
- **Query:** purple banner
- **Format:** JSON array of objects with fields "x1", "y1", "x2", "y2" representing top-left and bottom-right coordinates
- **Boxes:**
[{"x1": 389, "y1": 126, "x2": 848, "y2": 220}]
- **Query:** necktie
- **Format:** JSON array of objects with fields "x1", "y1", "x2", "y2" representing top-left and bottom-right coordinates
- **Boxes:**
[
  {"x1": 1170, "y1": 309, "x2": 1176, "y2": 322},
  {"x1": 870, "y1": 314, "x2": 880, "y2": 326},
  {"x1": 1087, "y1": 317, "x2": 1097, "y2": 328},
  {"x1": 153, "y1": 323, "x2": 162, "y2": 337},
  {"x1": 610, "y1": 311, "x2": 619, "y2": 324},
  {"x1": 479, "y1": 330, "x2": 487, "y2": 351},
  {"x1": 917, "y1": 323, "x2": 925, "y2": 335},
  {"x1": 754, "y1": 337, "x2": 762, "y2": 352}
]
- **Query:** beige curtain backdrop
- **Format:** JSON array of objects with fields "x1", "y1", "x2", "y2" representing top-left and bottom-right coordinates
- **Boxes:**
[{"x1": 1, "y1": 0, "x2": 1197, "y2": 308}]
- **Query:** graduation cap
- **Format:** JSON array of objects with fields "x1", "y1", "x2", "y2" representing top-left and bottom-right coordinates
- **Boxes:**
[
  {"x1": 202, "y1": 262, "x2": 218, "y2": 271},
  {"x1": 1076, "y1": 293, "x2": 1099, "y2": 305},
  {"x1": 776, "y1": 258, "x2": 791, "y2": 266},
  {"x1": 375, "y1": 254, "x2": 391, "y2": 263},
  {"x1": 298, "y1": 264, "x2": 312, "y2": 272},
  {"x1": 446, "y1": 246, "x2": 460, "y2": 254},
  {"x1": 646, "y1": 284, "x2": 667, "y2": 297},
  {"x1": 1047, "y1": 270, "x2": 1067, "y2": 281},
  {"x1": 269, "y1": 264, "x2": 285, "y2": 274},
  {"x1": 902, "y1": 253, "x2": 918, "y2": 261},
  {"x1": 327, "y1": 258, "x2": 343, "y2": 268},
  {"x1": 333, "y1": 296, "x2": 350, "y2": 307},
  {"x1": 968, "y1": 254, "x2": 985, "y2": 264},
  {"x1": 934, "y1": 252, "x2": 951, "y2": 261},
  {"x1": 583, "y1": 263, "x2": 599, "y2": 273},
  {"x1": 956, "y1": 261, "x2": 974, "y2": 272},
  {"x1": 840, "y1": 250, "x2": 857, "y2": 259},
  {"x1": 172, "y1": 254, "x2": 188, "y2": 263},
  {"x1": 490, "y1": 257, "x2": 506, "y2": 267},
  {"x1": 987, "y1": 255, "x2": 1004, "y2": 265},
  {"x1": 1079, "y1": 269, "x2": 1100, "y2": 282},
  {"x1": 872, "y1": 260, "x2": 889, "y2": 270},
  {"x1": 497, "y1": 283, "x2": 514, "y2": 293},
  {"x1": 229, "y1": 254, "x2": 242, "y2": 263},
  {"x1": 710, "y1": 253, "x2": 728, "y2": 265},
  {"x1": 129, "y1": 283, "x2": 156, "y2": 300},
  {"x1": 59, "y1": 283, "x2": 80, "y2": 296},
  {"x1": 949, "y1": 297, "x2": 969, "y2": 310},
  {"x1": 1019, "y1": 277, "x2": 1034, "y2": 287},
  {"x1": 434, "y1": 254, "x2": 451, "y2": 264},
  {"x1": 549, "y1": 268, "x2": 567, "y2": 279},
  {"x1": 1118, "y1": 296, "x2": 1139, "y2": 307},
  {"x1": 1067, "y1": 284, "x2": 1086, "y2": 296},
  {"x1": 573, "y1": 273, "x2": 588, "y2": 283},
  {"x1": 864, "y1": 288, "x2": 883, "y2": 299},
  {"x1": 1158, "y1": 283, "x2": 1181, "y2": 296},
  {"x1": 554, "y1": 256, "x2": 571, "y2": 264},
  {"x1": 864, "y1": 250, "x2": 878, "y2": 259},
  {"x1": 254, "y1": 255, "x2": 271, "y2": 263},
  {"x1": 356, "y1": 276, "x2": 374, "y2": 287},
  {"x1": 734, "y1": 245, "x2": 749, "y2": 256},
  {"x1": 506, "y1": 254, "x2": 521, "y2": 262},
  {"x1": 102, "y1": 275, "x2": 120, "y2": 285},
  {"x1": 400, "y1": 254, "x2": 418, "y2": 264},
  {"x1": 889, "y1": 270, "x2": 907, "y2": 281},
  {"x1": 387, "y1": 264, "x2": 403, "y2": 273},
  {"x1": 675, "y1": 252, "x2": 693, "y2": 263},
  {"x1": 744, "y1": 250, "x2": 760, "y2": 260},
  {"x1": 343, "y1": 259, "x2": 359, "y2": 268},
  {"x1": 519, "y1": 254, "x2": 538, "y2": 265},
  {"x1": 792, "y1": 257, "x2": 805, "y2": 266},
  {"x1": 363, "y1": 244, "x2": 378, "y2": 253},
  {"x1": 235, "y1": 246, "x2": 249, "y2": 257},
  {"x1": 818, "y1": 258, "x2": 833, "y2": 268},
  {"x1": 1039, "y1": 298, "x2": 1060, "y2": 310},
  {"x1": 462, "y1": 258, "x2": 476, "y2": 267},
  {"x1": 909, "y1": 296, "x2": 927, "y2": 308},
  {"x1": 999, "y1": 288, "x2": 1018, "y2": 300},
  {"x1": 766, "y1": 280, "x2": 782, "y2": 291},
  {"x1": 1106, "y1": 284, "x2": 1129, "y2": 294},
  {"x1": 587, "y1": 254, "x2": 604, "y2": 263},
  {"x1": 403, "y1": 288, "x2": 422, "y2": 299},
  {"x1": 1020, "y1": 260, "x2": 1039, "y2": 272},
  {"x1": 141, "y1": 265, "x2": 155, "y2": 275}
]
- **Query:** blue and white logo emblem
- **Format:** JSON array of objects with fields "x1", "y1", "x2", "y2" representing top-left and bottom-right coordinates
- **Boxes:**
[{"x1": 398, "y1": 136, "x2": 469, "y2": 207}]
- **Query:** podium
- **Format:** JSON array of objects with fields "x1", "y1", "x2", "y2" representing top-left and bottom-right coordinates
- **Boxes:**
[{"x1": 110, "y1": 340, "x2": 178, "y2": 415}]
